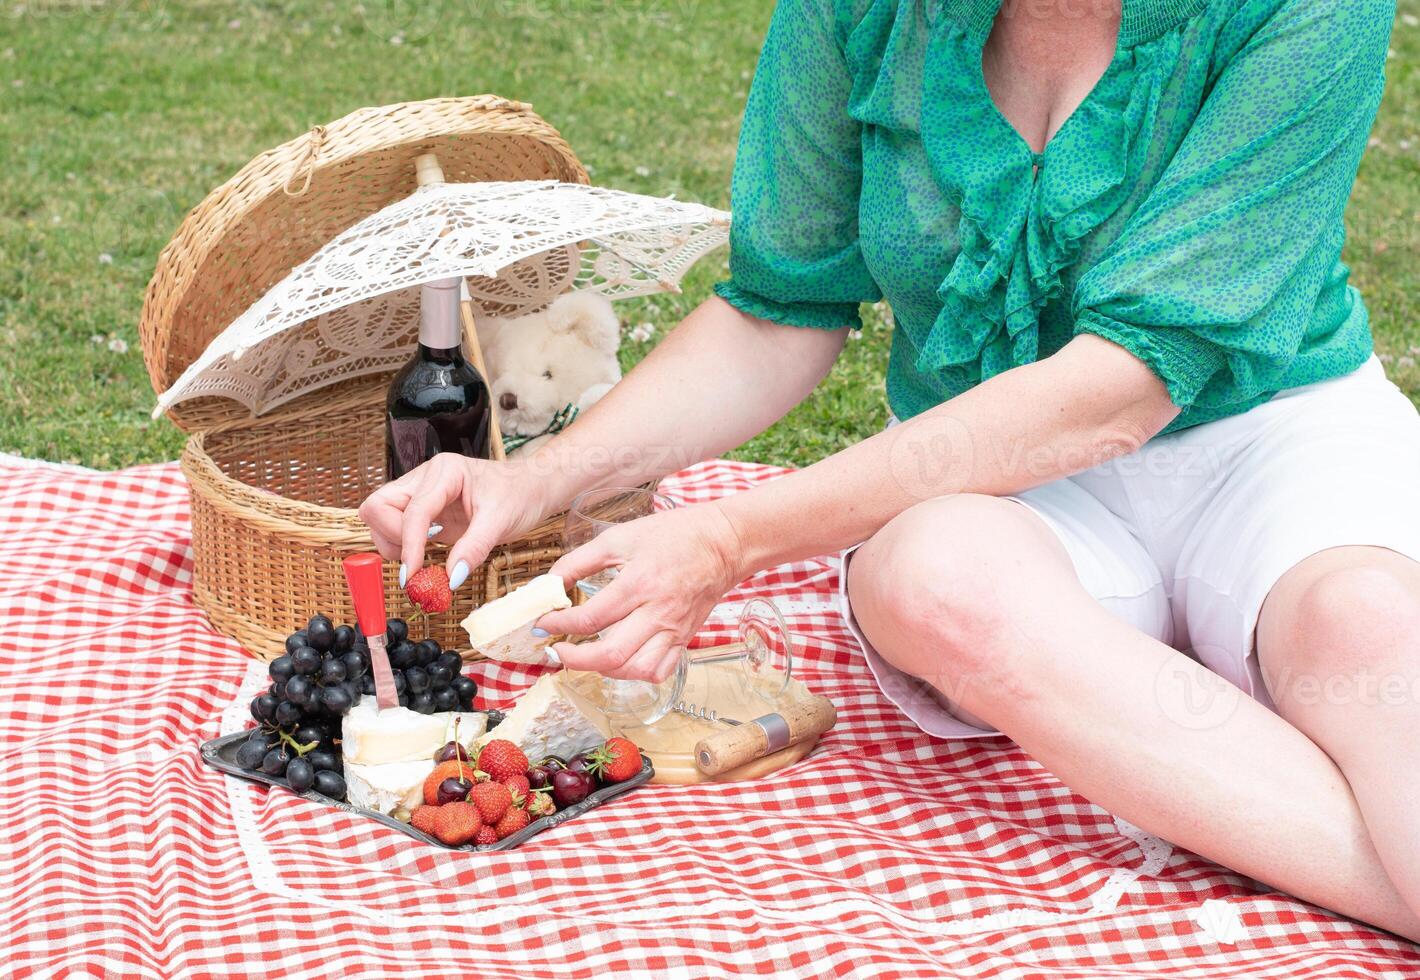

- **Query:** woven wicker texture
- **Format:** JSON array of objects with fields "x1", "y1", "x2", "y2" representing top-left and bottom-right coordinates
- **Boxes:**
[
  {"x1": 140, "y1": 95, "x2": 587, "y2": 429},
  {"x1": 179, "y1": 377, "x2": 600, "y2": 658},
  {"x1": 139, "y1": 95, "x2": 658, "y2": 659}
]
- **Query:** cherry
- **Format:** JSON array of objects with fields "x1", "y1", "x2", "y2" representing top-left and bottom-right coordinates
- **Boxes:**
[
  {"x1": 434, "y1": 741, "x2": 469, "y2": 763},
  {"x1": 551, "y1": 769, "x2": 592, "y2": 808},
  {"x1": 436, "y1": 776, "x2": 472, "y2": 805}
]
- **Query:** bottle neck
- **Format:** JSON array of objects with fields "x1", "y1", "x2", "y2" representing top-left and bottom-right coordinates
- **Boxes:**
[{"x1": 419, "y1": 277, "x2": 464, "y2": 354}]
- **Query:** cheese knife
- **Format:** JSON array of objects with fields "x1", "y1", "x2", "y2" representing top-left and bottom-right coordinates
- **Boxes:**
[{"x1": 342, "y1": 552, "x2": 400, "y2": 711}]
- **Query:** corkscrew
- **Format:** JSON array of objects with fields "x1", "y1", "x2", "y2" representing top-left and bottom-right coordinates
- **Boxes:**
[
  {"x1": 641, "y1": 598, "x2": 796, "y2": 726},
  {"x1": 661, "y1": 602, "x2": 839, "y2": 775},
  {"x1": 667, "y1": 699, "x2": 734, "y2": 725},
  {"x1": 691, "y1": 694, "x2": 838, "y2": 777}
]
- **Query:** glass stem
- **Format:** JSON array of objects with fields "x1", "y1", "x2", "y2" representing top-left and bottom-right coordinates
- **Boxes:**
[{"x1": 686, "y1": 642, "x2": 750, "y2": 667}]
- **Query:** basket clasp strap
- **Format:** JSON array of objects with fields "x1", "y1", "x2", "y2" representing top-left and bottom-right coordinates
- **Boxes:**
[{"x1": 283, "y1": 125, "x2": 328, "y2": 197}]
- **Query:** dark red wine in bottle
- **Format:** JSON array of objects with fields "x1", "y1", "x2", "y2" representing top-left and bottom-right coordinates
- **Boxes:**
[{"x1": 385, "y1": 277, "x2": 493, "y2": 480}]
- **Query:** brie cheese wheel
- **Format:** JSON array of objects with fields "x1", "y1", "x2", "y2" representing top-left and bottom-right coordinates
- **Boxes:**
[
  {"x1": 476, "y1": 673, "x2": 604, "y2": 762},
  {"x1": 344, "y1": 759, "x2": 433, "y2": 819},
  {"x1": 461, "y1": 573, "x2": 571, "y2": 665},
  {"x1": 342, "y1": 701, "x2": 487, "y2": 767}
]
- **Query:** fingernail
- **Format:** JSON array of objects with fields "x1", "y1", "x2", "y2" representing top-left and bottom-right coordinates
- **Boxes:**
[
  {"x1": 427, "y1": 524, "x2": 443, "y2": 538},
  {"x1": 531, "y1": 627, "x2": 550, "y2": 638},
  {"x1": 398, "y1": 563, "x2": 407, "y2": 588},
  {"x1": 448, "y1": 560, "x2": 470, "y2": 591},
  {"x1": 545, "y1": 645, "x2": 562, "y2": 666}
]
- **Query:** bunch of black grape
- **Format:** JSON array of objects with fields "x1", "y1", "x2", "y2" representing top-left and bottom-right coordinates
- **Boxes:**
[
  {"x1": 235, "y1": 614, "x2": 478, "y2": 798},
  {"x1": 373, "y1": 617, "x2": 479, "y2": 716}
]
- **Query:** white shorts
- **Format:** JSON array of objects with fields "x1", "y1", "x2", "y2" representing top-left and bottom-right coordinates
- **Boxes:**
[{"x1": 841, "y1": 356, "x2": 1420, "y2": 739}]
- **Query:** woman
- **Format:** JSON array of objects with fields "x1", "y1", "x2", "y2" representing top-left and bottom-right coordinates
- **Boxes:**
[{"x1": 362, "y1": 0, "x2": 1420, "y2": 939}]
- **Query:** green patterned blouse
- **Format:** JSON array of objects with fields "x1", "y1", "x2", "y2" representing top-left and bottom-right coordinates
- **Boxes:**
[{"x1": 714, "y1": 0, "x2": 1392, "y2": 432}]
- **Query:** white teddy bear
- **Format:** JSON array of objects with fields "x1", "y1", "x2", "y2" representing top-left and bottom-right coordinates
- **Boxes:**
[{"x1": 479, "y1": 291, "x2": 622, "y2": 455}]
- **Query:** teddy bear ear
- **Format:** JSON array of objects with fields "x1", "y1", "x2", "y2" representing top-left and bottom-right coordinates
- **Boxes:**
[{"x1": 546, "y1": 291, "x2": 620, "y2": 356}]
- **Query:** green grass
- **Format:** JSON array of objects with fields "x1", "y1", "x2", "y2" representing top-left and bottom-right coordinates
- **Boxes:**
[{"x1": 0, "y1": 1, "x2": 1415, "y2": 469}]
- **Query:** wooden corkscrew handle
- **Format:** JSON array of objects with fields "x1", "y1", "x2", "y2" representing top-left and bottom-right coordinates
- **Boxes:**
[{"x1": 694, "y1": 694, "x2": 837, "y2": 777}]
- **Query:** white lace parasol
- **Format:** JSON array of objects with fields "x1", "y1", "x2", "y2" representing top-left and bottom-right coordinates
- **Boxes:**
[{"x1": 153, "y1": 180, "x2": 730, "y2": 418}]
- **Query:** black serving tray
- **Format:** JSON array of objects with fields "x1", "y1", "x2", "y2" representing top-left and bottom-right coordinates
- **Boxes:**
[{"x1": 200, "y1": 728, "x2": 653, "y2": 851}]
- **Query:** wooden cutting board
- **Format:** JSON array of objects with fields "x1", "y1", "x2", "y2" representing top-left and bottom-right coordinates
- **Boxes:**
[{"x1": 559, "y1": 663, "x2": 818, "y2": 785}]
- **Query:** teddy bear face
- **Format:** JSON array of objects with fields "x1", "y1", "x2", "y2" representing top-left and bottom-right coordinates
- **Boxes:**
[{"x1": 481, "y1": 291, "x2": 623, "y2": 438}]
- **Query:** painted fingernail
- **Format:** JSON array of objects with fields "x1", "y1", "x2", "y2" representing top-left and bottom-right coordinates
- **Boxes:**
[
  {"x1": 398, "y1": 563, "x2": 407, "y2": 588},
  {"x1": 448, "y1": 560, "x2": 470, "y2": 591},
  {"x1": 531, "y1": 627, "x2": 550, "y2": 638},
  {"x1": 427, "y1": 524, "x2": 443, "y2": 538},
  {"x1": 545, "y1": 646, "x2": 562, "y2": 666}
]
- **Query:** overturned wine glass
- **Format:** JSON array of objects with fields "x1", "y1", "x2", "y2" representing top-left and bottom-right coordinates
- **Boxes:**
[
  {"x1": 640, "y1": 595, "x2": 794, "y2": 726},
  {"x1": 559, "y1": 487, "x2": 792, "y2": 726}
]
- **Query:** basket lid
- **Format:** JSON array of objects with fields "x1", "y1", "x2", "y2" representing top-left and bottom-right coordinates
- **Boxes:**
[{"x1": 139, "y1": 95, "x2": 586, "y2": 431}]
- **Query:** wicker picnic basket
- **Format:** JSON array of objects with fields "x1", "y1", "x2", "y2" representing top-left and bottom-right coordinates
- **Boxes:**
[{"x1": 139, "y1": 95, "x2": 649, "y2": 661}]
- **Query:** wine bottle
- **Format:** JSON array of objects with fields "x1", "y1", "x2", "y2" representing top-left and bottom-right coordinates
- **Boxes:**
[{"x1": 384, "y1": 277, "x2": 494, "y2": 480}]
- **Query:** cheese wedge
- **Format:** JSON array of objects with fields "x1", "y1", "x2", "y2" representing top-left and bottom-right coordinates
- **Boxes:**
[
  {"x1": 475, "y1": 673, "x2": 604, "y2": 763},
  {"x1": 344, "y1": 759, "x2": 435, "y2": 819},
  {"x1": 342, "y1": 701, "x2": 487, "y2": 767},
  {"x1": 340, "y1": 705, "x2": 487, "y2": 818},
  {"x1": 461, "y1": 573, "x2": 571, "y2": 665}
]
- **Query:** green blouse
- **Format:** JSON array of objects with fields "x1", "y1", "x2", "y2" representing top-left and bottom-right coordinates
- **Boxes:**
[{"x1": 714, "y1": 0, "x2": 1392, "y2": 432}]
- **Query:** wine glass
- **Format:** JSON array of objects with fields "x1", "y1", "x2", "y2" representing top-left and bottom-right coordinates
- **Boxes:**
[
  {"x1": 560, "y1": 488, "x2": 792, "y2": 727},
  {"x1": 646, "y1": 596, "x2": 794, "y2": 725},
  {"x1": 561, "y1": 487, "x2": 679, "y2": 719}
]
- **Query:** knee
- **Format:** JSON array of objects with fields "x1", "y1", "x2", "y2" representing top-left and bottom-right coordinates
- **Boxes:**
[
  {"x1": 1290, "y1": 563, "x2": 1420, "y2": 665},
  {"x1": 847, "y1": 494, "x2": 1046, "y2": 681},
  {"x1": 1267, "y1": 559, "x2": 1420, "y2": 705}
]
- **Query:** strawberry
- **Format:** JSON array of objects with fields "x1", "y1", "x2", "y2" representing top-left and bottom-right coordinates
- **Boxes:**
[
  {"x1": 477, "y1": 739, "x2": 529, "y2": 783},
  {"x1": 410, "y1": 805, "x2": 441, "y2": 836},
  {"x1": 503, "y1": 774, "x2": 531, "y2": 803},
  {"x1": 469, "y1": 780, "x2": 513, "y2": 824},
  {"x1": 423, "y1": 759, "x2": 477, "y2": 806},
  {"x1": 474, "y1": 826, "x2": 499, "y2": 847},
  {"x1": 586, "y1": 736, "x2": 642, "y2": 784},
  {"x1": 524, "y1": 790, "x2": 555, "y2": 818},
  {"x1": 494, "y1": 806, "x2": 530, "y2": 840},
  {"x1": 406, "y1": 565, "x2": 453, "y2": 615},
  {"x1": 433, "y1": 801, "x2": 482, "y2": 846}
]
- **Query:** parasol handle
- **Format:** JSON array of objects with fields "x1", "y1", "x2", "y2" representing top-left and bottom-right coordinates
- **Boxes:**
[
  {"x1": 414, "y1": 153, "x2": 446, "y2": 186},
  {"x1": 413, "y1": 152, "x2": 507, "y2": 462},
  {"x1": 462, "y1": 299, "x2": 506, "y2": 461}
]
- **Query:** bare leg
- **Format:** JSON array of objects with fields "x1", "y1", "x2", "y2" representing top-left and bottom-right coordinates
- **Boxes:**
[
  {"x1": 848, "y1": 495, "x2": 1420, "y2": 941},
  {"x1": 1259, "y1": 547, "x2": 1420, "y2": 923}
]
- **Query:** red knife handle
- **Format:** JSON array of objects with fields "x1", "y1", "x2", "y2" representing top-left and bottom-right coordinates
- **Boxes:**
[{"x1": 342, "y1": 553, "x2": 388, "y2": 638}]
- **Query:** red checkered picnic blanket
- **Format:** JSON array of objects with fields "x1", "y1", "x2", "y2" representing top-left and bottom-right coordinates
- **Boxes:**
[{"x1": 3, "y1": 453, "x2": 1417, "y2": 979}]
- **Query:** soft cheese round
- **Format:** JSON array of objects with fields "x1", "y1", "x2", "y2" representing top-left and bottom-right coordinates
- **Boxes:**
[{"x1": 342, "y1": 701, "x2": 487, "y2": 766}]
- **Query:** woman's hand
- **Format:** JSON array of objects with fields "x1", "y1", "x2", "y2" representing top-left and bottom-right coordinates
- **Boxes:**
[
  {"x1": 358, "y1": 453, "x2": 551, "y2": 590},
  {"x1": 535, "y1": 503, "x2": 747, "y2": 683}
]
